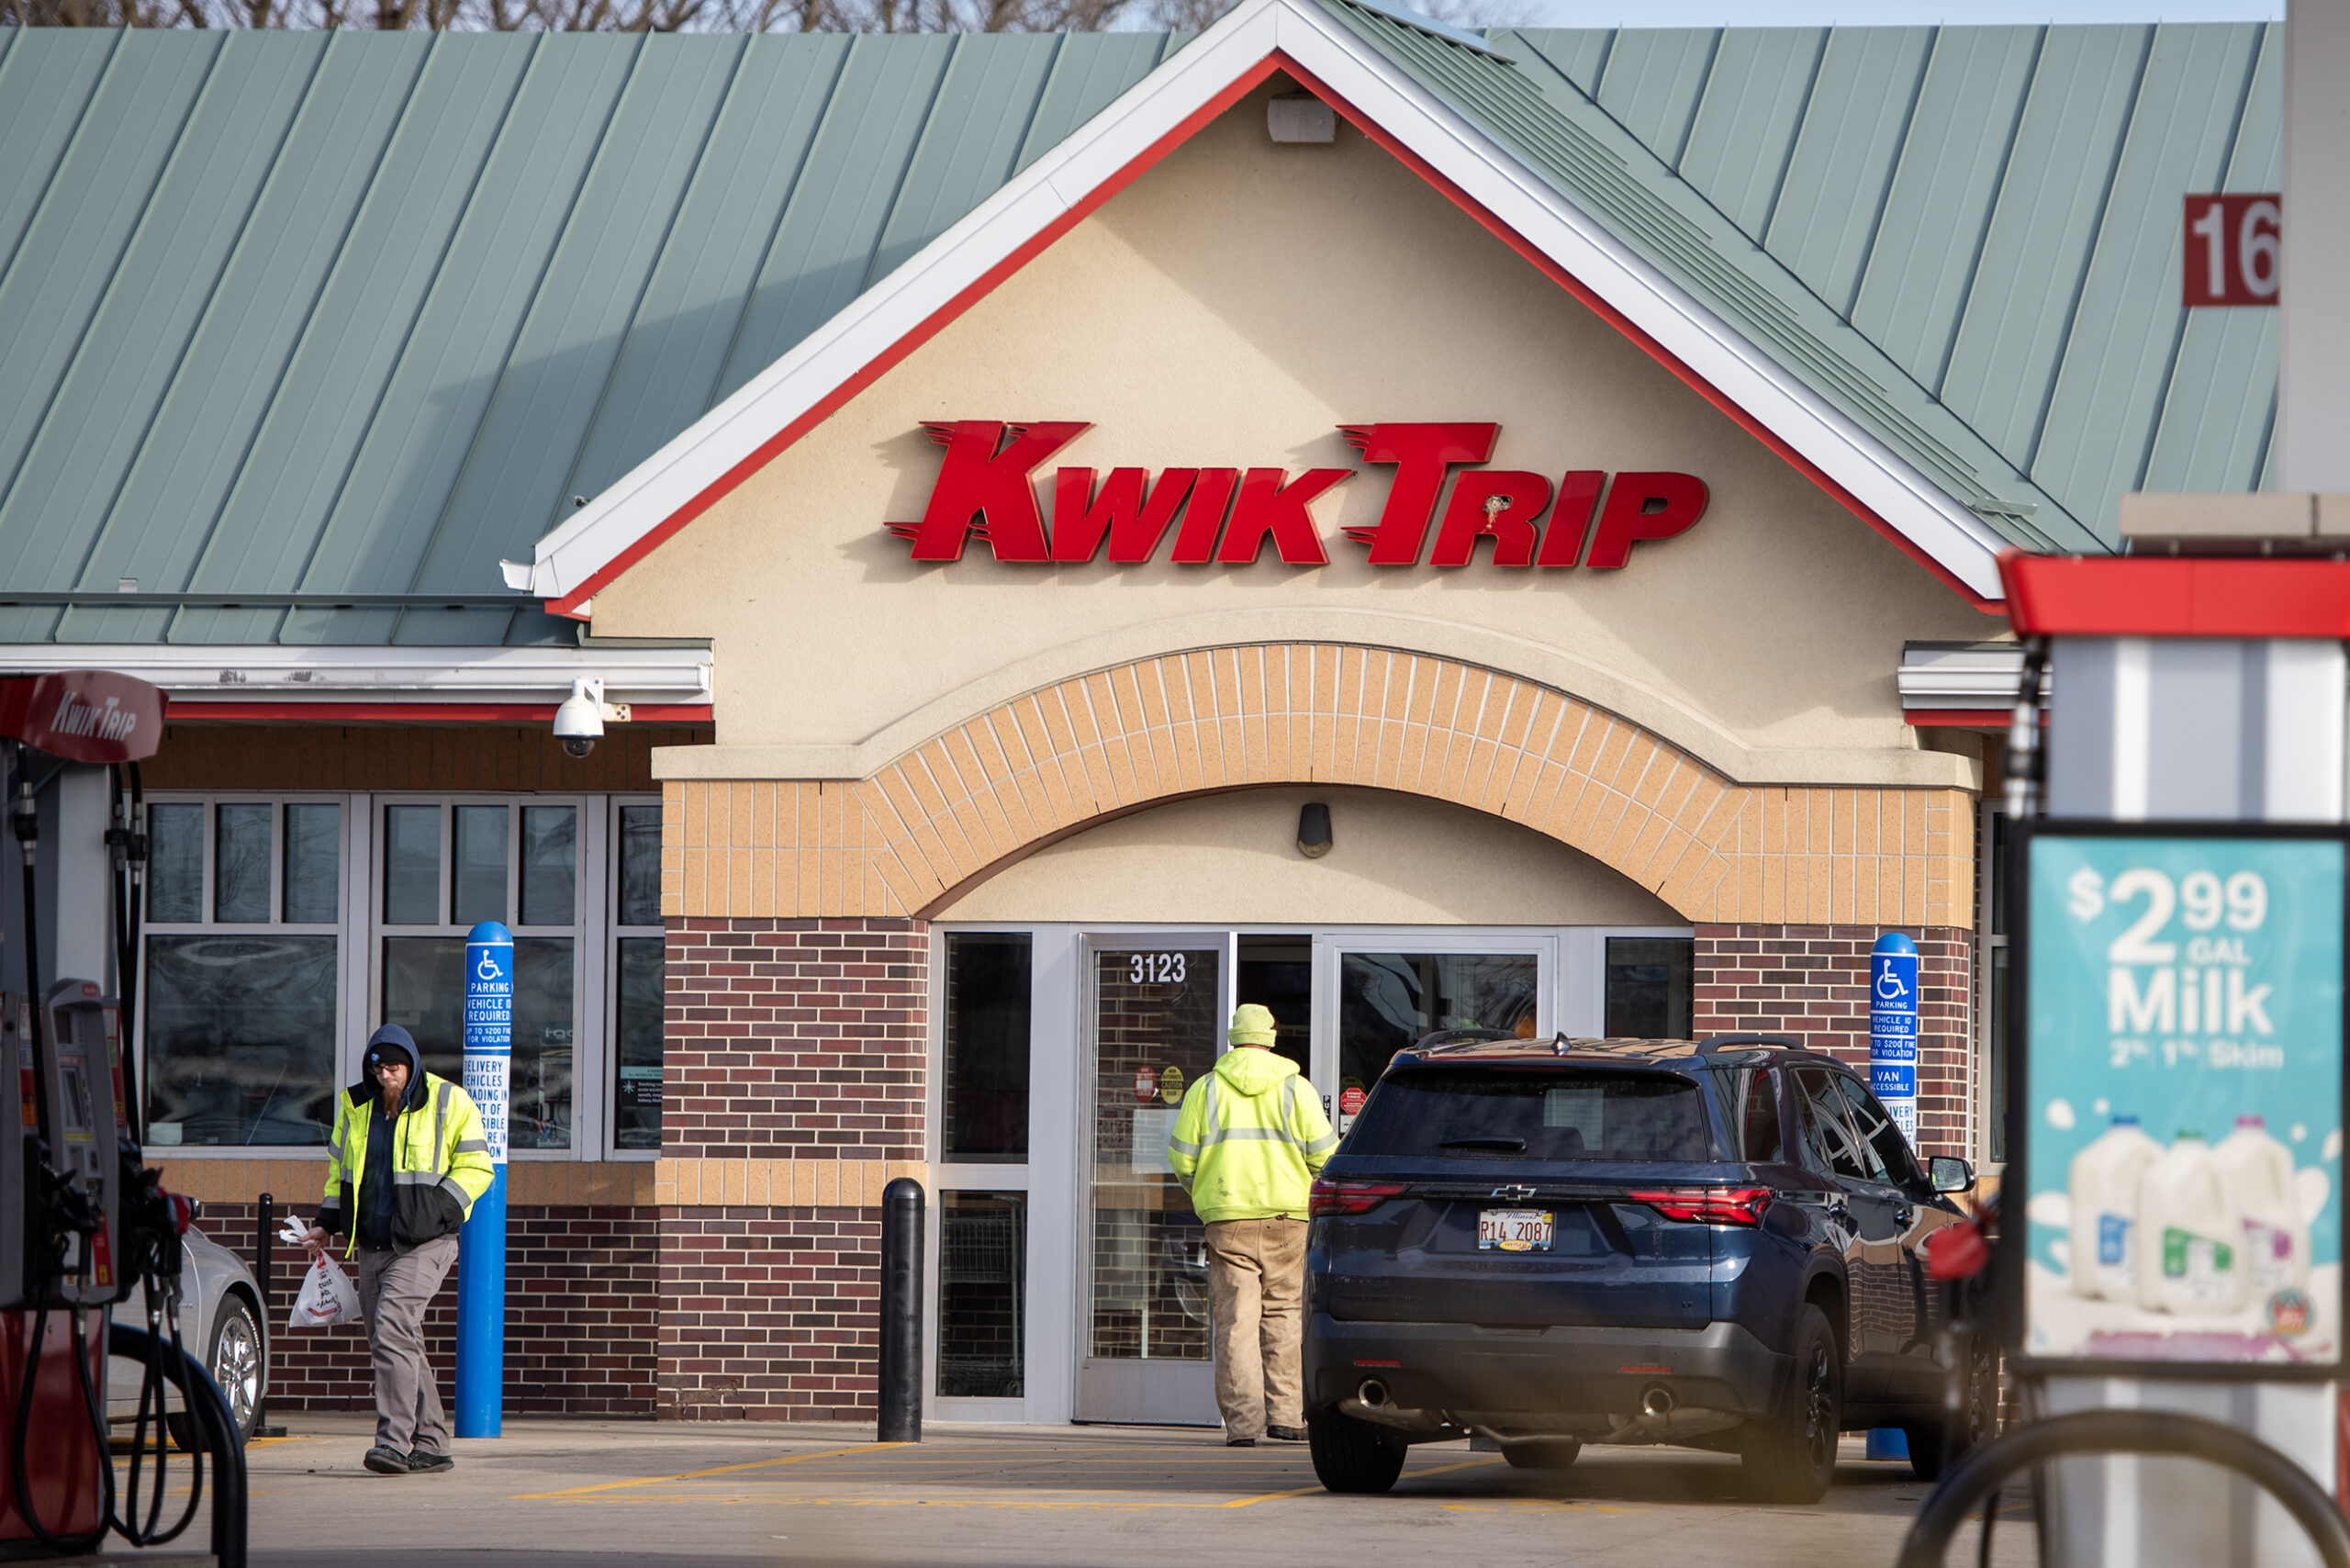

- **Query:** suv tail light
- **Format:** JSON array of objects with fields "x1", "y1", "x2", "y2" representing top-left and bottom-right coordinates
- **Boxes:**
[
  {"x1": 1310, "y1": 1178, "x2": 1405, "y2": 1216},
  {"x1": 1626, "y1": 1186, "x2": 1772, "y2": 1226}
]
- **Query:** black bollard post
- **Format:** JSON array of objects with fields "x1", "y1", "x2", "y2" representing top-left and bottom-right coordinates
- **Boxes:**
[
  {"x1": 877, "y1": 1177, "x2": 924, "y2": 1443},
  {"x1": 252, "y1": 1193, "x2": 285, "y2": 1437}
]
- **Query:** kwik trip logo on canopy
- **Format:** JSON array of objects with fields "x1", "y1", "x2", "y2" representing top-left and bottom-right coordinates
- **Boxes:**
[{"x1": 887, "y1": 421, "x2": 1707, "y2": 568}]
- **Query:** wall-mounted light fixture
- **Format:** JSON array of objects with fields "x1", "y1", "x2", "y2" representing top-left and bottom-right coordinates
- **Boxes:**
[{"x1": 1297, "y1": 801, "x2": 1333, "y2": 858}]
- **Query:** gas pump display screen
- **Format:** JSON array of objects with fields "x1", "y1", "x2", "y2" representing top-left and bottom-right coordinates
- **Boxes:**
[
  {"x1": 2012, "y1": 823, "x2": 2346, "y2": 1376},
  {"x1": 54, "y1": 1058, "x2": 92, "y2": 1141}
]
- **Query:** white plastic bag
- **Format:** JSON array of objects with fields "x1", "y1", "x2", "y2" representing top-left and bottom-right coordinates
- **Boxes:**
[{"x1": 287, "y1": 1248, "x2": 361, "y2": 1330}]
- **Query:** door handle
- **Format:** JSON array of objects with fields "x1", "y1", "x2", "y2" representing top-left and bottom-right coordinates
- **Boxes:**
[
  {"x1": 1826, "y1": 1200, "x2": 1852, "y2": 1226},
  {"x1": 1895, "y1": 1204, "x2": 1916, "y2": 1228}
]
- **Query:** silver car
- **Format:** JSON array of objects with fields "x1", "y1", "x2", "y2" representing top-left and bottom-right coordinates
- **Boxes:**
[{"x1": 106, "y1": 1224, "x2": 270, "y2": 1445}]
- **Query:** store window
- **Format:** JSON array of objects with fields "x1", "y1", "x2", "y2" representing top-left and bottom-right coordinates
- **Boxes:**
[
  {"x1": 379, "y1": 801, "x2": 582, "y2": 1150},
  {"x1": 139, "y1": 791, "x2": 662, "y2": 1159},
  {"x1": 937, "y1": 1190, "x2": 1025, "y2": 1398},
  {"x1": 942, "y1": 934, "x2": 1031, "y2": 1162},
  {"x1": 142, "y1": 800, "x2": 342, "y2": 1148},
  {"x1": 611, "y1": 802, "x2": 666, "y2": 1152},
  {"x1": 1604, "y1": 937, "x2": 1694, "y2": 1038},
  {"x1": 1337, "y1": 951, "x2": 1539, "y2": 1089}
]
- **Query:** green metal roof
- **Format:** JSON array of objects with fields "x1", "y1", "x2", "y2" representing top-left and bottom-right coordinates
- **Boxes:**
[{"x1": 0, "y1": 20, "x2": 2278, "y2": 645}]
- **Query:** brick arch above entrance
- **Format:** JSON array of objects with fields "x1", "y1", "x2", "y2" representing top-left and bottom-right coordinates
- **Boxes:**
[{"x1": 661, "y1": 644, "x2": 1974, "y2": 926}]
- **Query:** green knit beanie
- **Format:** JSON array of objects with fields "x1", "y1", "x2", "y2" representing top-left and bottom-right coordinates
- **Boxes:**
[{"x1": 1228, "y1": 1003, "x2": 1279, "y2": 1047}]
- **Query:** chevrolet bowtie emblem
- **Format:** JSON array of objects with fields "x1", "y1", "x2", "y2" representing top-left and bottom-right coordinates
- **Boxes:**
[{"x1": 1490, "y1": 1184, "x2": 1537, "y2": 1201}]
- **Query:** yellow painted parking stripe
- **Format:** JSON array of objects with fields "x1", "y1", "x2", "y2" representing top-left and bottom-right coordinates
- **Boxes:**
[{"x1": 511, "y1": 1441, "x2": 901, "y2": 1499}]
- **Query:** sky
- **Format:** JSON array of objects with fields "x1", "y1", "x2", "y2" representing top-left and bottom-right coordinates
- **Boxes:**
[{"x1": 1510, "y1": 0, "x2": 2279, "y2": 23}]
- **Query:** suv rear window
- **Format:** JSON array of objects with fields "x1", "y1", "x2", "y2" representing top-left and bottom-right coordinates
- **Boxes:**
[{"x1": 1347, "y1": 1068, "x2": 1712, "y2": 1161}]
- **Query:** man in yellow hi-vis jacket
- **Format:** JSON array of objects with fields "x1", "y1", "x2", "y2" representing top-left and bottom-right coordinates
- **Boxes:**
[
  {"x1": 1166, "y1": 1003, "x2": 1338, "y2": 1446},
  {"x1": 302, "y1": 1025, "x2": 494, "y2": 1477}
]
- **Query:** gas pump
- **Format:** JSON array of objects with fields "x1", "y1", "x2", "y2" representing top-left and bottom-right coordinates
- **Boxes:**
[{"x1": 0, "y1": 668, "x2": 242, "y2": 1562}]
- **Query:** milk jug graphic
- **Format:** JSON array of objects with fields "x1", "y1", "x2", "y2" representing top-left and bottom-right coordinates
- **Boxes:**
[
  {"x1": 2214, "y1": 1114, "x2": 2308, "y2": 1299},
  {"x1": 2068, "y1": 1114, "x2": 2162, "y2": 1300},
  {"x1": 2135, "y1": 1131, "x2": 2248, "y2": 1316}
]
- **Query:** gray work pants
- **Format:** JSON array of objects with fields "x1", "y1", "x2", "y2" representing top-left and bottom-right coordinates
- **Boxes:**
[{"x1": 354, "y1": 1236, "x2": 458, "y2": 1456}]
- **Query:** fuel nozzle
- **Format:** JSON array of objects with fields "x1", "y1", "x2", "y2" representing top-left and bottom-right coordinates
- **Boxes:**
[{"x1": 9, "y1": 766, "x2": 36, "y2": 868}]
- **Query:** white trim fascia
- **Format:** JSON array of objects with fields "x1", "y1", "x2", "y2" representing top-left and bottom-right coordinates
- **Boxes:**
[
  {"x1": 516, "y1": 0, "x2": 2010, "y2": 607},
  {"x1": 0, "y1": 644, "x2": 713, "y2": 707}
]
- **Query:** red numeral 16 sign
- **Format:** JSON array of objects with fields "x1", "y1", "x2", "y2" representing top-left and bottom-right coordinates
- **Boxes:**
[{"x1": 2184, "y1": 193, "x2": 2280, "y2": 306}]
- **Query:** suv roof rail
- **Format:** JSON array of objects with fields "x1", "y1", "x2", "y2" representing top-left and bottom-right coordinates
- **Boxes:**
[
  {"x1": 1694, "y1": 1033, "x2": 1799, "y2": 1056},
  {"x1": 1413, "y1": 1027, "x2": 1517, "y2": 1054}
]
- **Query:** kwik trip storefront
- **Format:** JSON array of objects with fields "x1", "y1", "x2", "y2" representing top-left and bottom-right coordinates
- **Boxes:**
[{"x1": 0, "y1": 6, "x2": 2279, "y2": 1423}]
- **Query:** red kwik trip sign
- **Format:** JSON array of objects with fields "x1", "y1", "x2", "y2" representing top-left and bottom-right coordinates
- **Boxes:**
[
  {"x1": 887, "y1": 421, "x2": 1707, "y2": 569},
  {"x1": 0, "y1": 670, "x2": 167, "y2": 764}
]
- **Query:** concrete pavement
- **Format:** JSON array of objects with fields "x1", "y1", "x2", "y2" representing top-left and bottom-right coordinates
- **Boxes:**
[{"x1": 110, "y1": 1414, "x2": 2032, "y2": 1566}]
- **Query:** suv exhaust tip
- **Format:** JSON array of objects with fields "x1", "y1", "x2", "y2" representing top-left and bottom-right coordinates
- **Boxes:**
[
  {"x1": 1357, "y1": 1379, "x2": 1390, "y2": 1409},
  {"x1": 1639, "y1": 1384, "x2": 1675, "y2": 1419}
]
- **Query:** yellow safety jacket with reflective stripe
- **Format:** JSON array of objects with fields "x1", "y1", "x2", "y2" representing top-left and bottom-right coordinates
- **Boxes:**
[
  {"x1": 318, "y1": 1072, "x2": 494, "y2": 1257},
  {"x1": 1165, "y1": 1047, "x2": 1337, "y2": 1224}
]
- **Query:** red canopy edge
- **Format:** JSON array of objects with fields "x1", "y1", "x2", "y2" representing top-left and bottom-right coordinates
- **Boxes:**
[{"x1": 2000, "y1": 551, "x2": 2350, "y2": 639}]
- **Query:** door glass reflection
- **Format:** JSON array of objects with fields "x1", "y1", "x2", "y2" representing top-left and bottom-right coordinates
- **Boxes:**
[
  {"x1": 1089, "y1": 946, "x2": 1220, "y2": 1364},
  {"x1": 1337, "y1": 952, "x2": 1538, "y2": 1125}
]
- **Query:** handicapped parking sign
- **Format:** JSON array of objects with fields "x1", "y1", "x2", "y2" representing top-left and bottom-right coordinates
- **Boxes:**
[{"x1": 1869, "y1": 933, "x2": 1919, "y2": 1145}]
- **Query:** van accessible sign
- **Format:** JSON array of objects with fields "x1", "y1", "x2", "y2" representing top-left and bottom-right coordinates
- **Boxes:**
[
  {"x1": 2014, "y1": 821, "x2": 2344, "y2": 1377},
  {"x1": 887, "y1": 421, "x2": 1707, "y2": 568}
]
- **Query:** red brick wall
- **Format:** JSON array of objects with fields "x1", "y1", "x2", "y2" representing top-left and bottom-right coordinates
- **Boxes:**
[
  {"x1": 657, "y1": 1205, "x2": 881, "y2": 1420},
  {"x1": 656, "y1": 916, "x2": 929, "y2": 1417},
  {"x1": 196, "y1": 1203, "x2": 659, "y2": 1417},
  {"x1": 664, "y1": 917, "x2": 927, "y2": 1159},
  {"x1": 1694, "y1": 924, "x2": 1975, "y2": 1159}
]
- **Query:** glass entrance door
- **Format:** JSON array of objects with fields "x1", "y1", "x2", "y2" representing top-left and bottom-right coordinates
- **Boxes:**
[
  {"x1": 1315, "y1": 938, "x2": 1553, "y2": 1135},
  {"x1": 1074, "y1": 938, "x2": 1226, "y2": 1425}
]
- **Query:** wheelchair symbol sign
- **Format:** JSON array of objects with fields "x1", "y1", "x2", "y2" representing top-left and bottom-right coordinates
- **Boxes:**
[
  {"x1": 476, "y1": 950, "x2": 505, "y2": 982},
  {"x1": 1875, "y1": 959, "x2": 1909, "y2": 1002}
]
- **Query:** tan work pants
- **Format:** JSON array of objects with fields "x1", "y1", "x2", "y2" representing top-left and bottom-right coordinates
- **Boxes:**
[
  {"x1": 355, "y1": 1236, "x2": 458, "y2": 1456},
  {"x1": 1204, "y1": 1215, "x2": 1308, "y2": 1439}
]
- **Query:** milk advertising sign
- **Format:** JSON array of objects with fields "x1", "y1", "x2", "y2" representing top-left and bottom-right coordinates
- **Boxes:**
[{"x1": 2016, "y1": 823, "x2": 2345, "y2": 1375}]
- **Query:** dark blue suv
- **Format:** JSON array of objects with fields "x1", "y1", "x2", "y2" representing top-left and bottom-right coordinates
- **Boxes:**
[{"x1": 1303, "y1": 1032, "x2": 1993, "y2": 1502}]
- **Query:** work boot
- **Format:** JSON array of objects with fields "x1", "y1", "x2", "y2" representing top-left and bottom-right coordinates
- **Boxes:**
[
  {"x1": 1266, "y1": 1426, "x2": 1307, "y2": 1442},
  {"x1": 363, "y1": 1447, "x2": 409, "y2": 1475},
  {"x1": 1225, "y1": 1435, "x2": 1256, "y2": 1447},
  {"x1": 407, "y1": 1450, "x2": 455, "y2": 1474}
]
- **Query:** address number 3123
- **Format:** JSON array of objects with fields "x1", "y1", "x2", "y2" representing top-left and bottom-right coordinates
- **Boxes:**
[{"x1": 1129, "y1": 952, "x2": 1187, "y2": 984}]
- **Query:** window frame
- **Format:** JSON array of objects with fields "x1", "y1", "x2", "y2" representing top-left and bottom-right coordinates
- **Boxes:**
[
  {"x1": 604, "y1": 793, "x2": 664, "y2": 1160},
  {"x1": 137, "y1": 790, "x2": 355, "y2": 1154},
  {"x1": 139, "y1": 789, "x2": 655, "y2": 1162}
]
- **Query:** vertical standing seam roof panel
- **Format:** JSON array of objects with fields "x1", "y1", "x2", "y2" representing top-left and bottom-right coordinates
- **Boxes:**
[
  {"x1": 867, "y1": 35, "x2": 1066, "y2": 292},
  {"x1": 713, "y1": 33, "x2": 957, "y2": 406},
  {"x1": 171, "y1": 32, "x2": 540, "y2": 646},
  {"x1": 1845, "y1": 28, "x2": 2042, "y2": 394},
  {"x1": 1675, "y1": 28, "x2": 1826, "y2": 241},
  {"x1": 61, "y1": 34, "x2": 432, "y2": 649},
  {"x1": 1593, "y1": 28, "x2": 1718, "y2": 170},
  {"x1": 561, "y1": 34, "x2": 852, "y2": 516},
  {"x1": 0, "y1": 34, "x2": 330, "y2": 609},
  {"x1": 1936, "y1": 25, "x2": 2152, "y2": 463},
  {"x1": 1012, "y1": 31, "x2": 1181, "y2": 175},
  {"x1": 2031, "y1": 23, "x2": 2266, "y2": 536},
  {"x1": 2142, "y1": 26, "x2": 2281, "y2": 496},
  {"x1": 0, "y1": 31, "x2": 222, "y2": 578},
  {"x1": 403, "y1": 33, "x2": 744, "y2": 619},
  {"x1": 1764, "y1": 27, "x2": 1934, "y2": 318},
  {"x1": 291, "y1": 32, "x2": 643, "y2": 646}
]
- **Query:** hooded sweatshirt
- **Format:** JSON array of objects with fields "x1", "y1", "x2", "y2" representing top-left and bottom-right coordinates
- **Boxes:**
[
  {"x1": 1165, "y1": 1048, "x2": 1338, "y2": 1223},
  {"x1": 317, "y1": 1026, "x2": 495, "y2": 1254}
]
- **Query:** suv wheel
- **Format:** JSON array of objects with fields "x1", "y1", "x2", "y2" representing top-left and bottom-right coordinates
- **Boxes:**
[
  {"x1": 1742, "y1": 1304, "x2": 1841, "y2": 1503},
  {"x1": 1905, "y1": 1332, "x2": 1999, "y2": 1482},
  {"x1": 1501, "y1": 1439, "x2": 1582, "y2": 1471},
  {"x1": 1307, "y1": 1407, "x2": 1407, "y2": 1495}
]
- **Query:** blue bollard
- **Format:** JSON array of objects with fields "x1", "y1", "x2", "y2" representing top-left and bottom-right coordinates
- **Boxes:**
[{"x1": 455, "y1": 920, "x2": 512, "y2": 1439}]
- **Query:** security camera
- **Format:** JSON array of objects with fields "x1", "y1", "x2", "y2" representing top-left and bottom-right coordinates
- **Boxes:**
[{"x1": 554, "y1": 678, "x2": 604, "y2": 759}]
